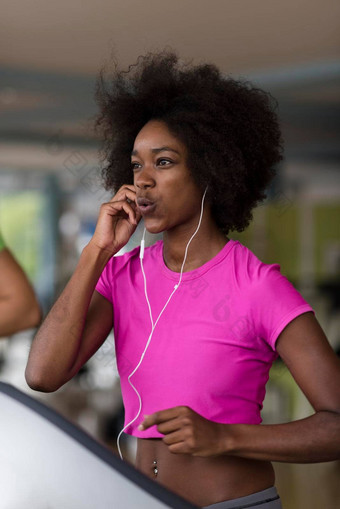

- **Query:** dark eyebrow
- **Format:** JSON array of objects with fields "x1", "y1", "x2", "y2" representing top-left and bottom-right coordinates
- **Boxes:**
[{"x1": 131, "y1": 146, "x2": 181, "y2": 156}]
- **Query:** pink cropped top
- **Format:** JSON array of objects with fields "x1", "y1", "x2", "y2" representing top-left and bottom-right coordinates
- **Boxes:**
[{"x1": 95, "y1": 239, "x2": 314, "y2": 438}]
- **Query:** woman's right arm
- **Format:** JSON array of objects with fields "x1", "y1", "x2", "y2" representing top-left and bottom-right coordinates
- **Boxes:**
[
  {"x1": 25, "y1": 185, "x2": 141, "y2": 392},
  {"x1": 25, "y1": 245, "x2": 113, "y2": 392}
]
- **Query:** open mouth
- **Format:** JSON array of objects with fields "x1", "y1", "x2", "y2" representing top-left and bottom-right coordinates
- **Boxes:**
[
  {"x1": 136, "y1": 197, "x2": 156, "y2": 215},
  {"x1": 138, "y1": 203, "x2": 156, "y2": 214}
]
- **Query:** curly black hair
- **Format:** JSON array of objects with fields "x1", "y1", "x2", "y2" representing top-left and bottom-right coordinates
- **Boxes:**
[{"x1": 94, "y1": 50, "x2": 283, "y2": 234}]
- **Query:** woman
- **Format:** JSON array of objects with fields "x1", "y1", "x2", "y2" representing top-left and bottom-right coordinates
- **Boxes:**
[{"x1": 26, "y1": 52, "x2": 340, "y2": 508}]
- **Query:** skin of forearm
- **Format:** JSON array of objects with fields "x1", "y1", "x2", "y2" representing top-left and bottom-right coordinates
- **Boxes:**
[
  {"x1": 25, "y1": 244, "x2": 112, "y2": 391},
  {"x1": 0, "y1": 294, "x2": 41, "y2": 337},
  {"x1": 223, "y1": 410, "x2": 340, "y2": 463}
]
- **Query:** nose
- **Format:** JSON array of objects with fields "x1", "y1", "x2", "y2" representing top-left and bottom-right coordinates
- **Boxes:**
[{"x1": 134, "y1": 167, "x2": 155, "y2": 190}]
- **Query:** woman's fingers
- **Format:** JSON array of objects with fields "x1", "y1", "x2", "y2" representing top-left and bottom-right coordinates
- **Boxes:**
[
  {"x1": 89, "y1": 185, "x2": 141, "y2": 255},
  {"x1": 107, "y1": 185, "x2": 141, "y2": 223},
  {"x1": 162, "y1": 429, "x2": 186, "y2": 445},
  {"x1": 106, "y1": 200, "x2": 137, "y2": 225},
  {"x1": 155, "y1": 417, "x2": 184, "y2": 435},
  {"x1": 110, "y1": 185, "x2": 137, "y2": 204}
]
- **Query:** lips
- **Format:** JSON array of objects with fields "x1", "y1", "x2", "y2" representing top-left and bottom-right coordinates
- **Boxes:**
[
  {"x1": 137, "y1": 197, "x2": 154, "y2": 207},
  {"x1": 136, "y1": 196, "x2": 156, "y2": 215}
]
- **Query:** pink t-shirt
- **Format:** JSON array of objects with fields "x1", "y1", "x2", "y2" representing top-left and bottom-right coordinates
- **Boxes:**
[{"x1": 95, "y1": 239, "x2": 314, "y2": 438}]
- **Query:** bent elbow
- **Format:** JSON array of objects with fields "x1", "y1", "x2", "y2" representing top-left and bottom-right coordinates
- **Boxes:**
[{"x1": 24, "y1": 366, "x2": 61, "y2": 393}]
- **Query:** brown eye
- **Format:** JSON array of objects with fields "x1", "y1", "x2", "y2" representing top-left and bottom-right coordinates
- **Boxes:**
[
  {"x1": 131, "y1": 162, "x2": 141, "y2": 171},
  {"x1": 157, "y1": 159, "x2": 172, "y2": 167}
]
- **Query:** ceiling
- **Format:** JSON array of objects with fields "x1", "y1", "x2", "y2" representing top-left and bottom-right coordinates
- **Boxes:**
[
  {"x1": 0, "y1": 0, "x2": 339, "y2": 167},
  {"x1": 1, "y1": 0, "x2": 339, "y2": 75}
]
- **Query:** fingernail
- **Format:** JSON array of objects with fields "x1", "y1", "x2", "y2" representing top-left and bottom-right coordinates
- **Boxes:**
[{"x1": 138, "y1": 424, "x2": 144, "y2": 430}]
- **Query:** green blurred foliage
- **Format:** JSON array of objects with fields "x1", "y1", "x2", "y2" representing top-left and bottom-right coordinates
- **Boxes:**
[{"x1": 231, "y1": 202, "x2": 339, "y2": 284}]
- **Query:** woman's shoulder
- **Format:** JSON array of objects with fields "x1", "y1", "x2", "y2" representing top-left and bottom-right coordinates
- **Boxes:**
[
  {"x1": 230, "y1": 239, "x2": 281, "y2": 287},
  {"x1": 108, "y1": 239, "x2": 162, "y2": 274}
]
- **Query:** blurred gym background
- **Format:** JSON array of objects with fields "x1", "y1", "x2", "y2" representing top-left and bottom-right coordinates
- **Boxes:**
[{"x1": 0, "y1": 1, "x2": 339, "y2": 507}]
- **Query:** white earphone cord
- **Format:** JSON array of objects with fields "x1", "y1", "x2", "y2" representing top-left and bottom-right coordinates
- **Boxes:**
[{"x1": 116, "y1": 187, "x2": 208, "y2": 459}]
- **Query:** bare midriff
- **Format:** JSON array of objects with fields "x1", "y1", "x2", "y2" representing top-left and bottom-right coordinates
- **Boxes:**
[{"x1": 135, "y1": 438, "x2": 275, "y2": 507}]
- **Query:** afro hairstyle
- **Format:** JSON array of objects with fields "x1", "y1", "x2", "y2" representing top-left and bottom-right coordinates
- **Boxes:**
[{"x1": 94, "y1": 50, "x2": 283, "y2": 234}]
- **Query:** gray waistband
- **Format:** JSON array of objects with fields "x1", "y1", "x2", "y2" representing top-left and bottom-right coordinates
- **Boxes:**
[{"x1": 203, "y1": 486, "x2": 282, "y2": 509}]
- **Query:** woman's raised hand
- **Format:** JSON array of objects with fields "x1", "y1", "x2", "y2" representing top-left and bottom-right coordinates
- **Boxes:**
[{"x1": 89, "y1": 185, "x2": 142, "y2": 256}]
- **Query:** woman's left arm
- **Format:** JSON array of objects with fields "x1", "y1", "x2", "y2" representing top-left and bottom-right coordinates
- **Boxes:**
[
  {"x1": 140, "y1": 312, "x2": 340, "y2": 462},
  {"x1": 222, "y1": 311, "x2": 340, "y2": 462}
]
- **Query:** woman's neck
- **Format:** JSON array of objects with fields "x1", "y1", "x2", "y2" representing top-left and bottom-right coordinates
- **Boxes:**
[{"x1": 162, "y1": 222, "x2": 228, "y2": 273}]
